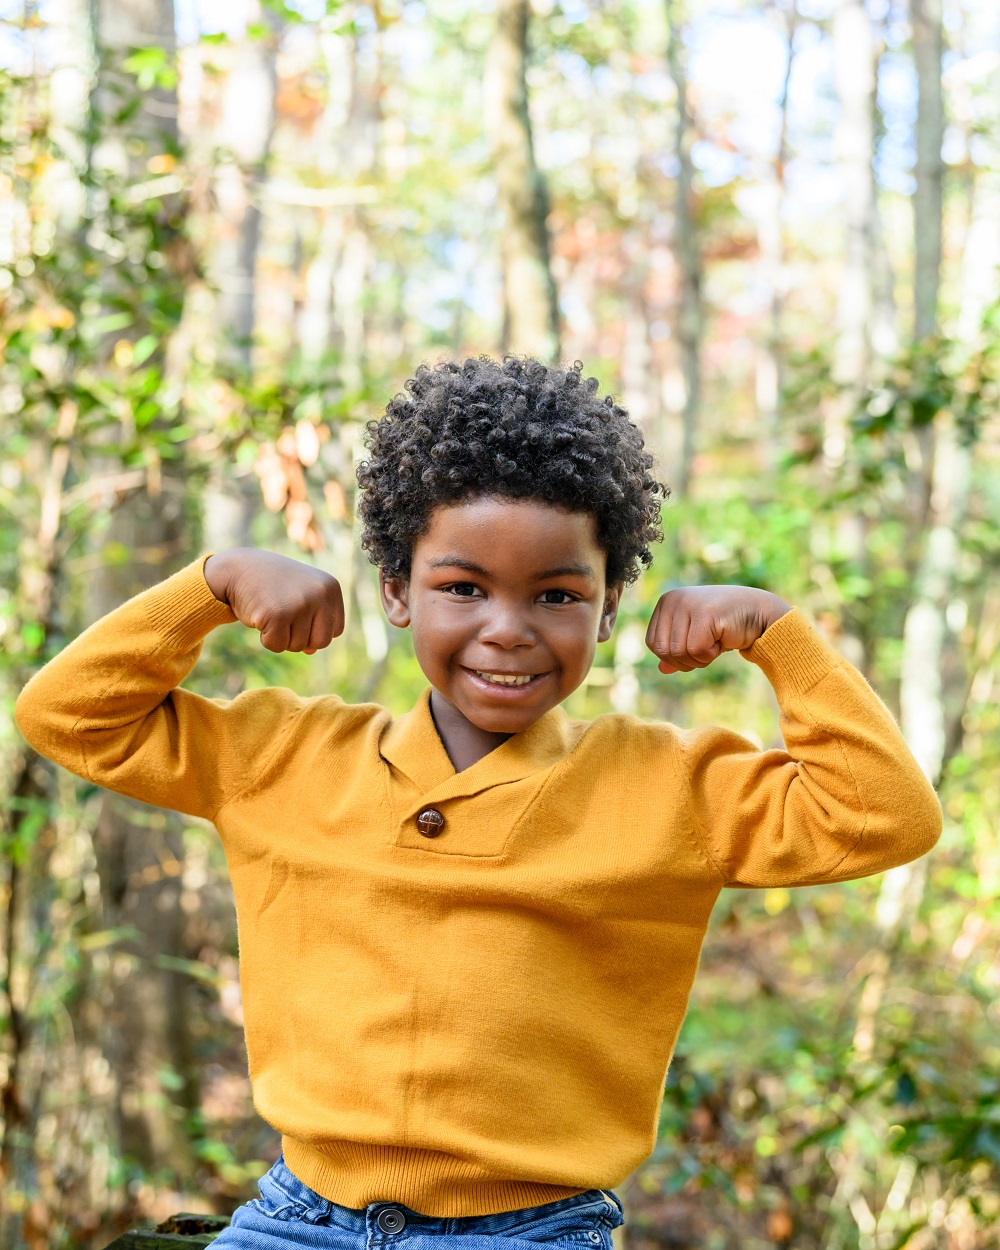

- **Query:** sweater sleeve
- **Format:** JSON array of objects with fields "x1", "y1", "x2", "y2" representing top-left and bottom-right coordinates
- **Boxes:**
[
  {"x1": 13, "y1": 552, "x2": 304, "y2": 822},
  {"x1": 681, "y1": 608, "x2": 942, "y2": 888}
]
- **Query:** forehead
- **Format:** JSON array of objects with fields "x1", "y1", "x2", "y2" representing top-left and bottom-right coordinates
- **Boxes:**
[{"x1": 413, "y1": 497, "x2": 604, "y2": 573}]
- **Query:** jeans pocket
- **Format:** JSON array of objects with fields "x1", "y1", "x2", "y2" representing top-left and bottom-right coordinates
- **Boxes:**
[
  {"x1": 252, "y1": 1159, "x2": 331, "y2": 1224},
  {"x1": 503, "y1": 1194, "x2": 622, "y2": 1246}
]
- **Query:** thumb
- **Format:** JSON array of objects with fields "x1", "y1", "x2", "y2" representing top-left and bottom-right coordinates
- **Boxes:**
[{"x1": 259, "y1": 620, "x2": 291, "y2": 653}]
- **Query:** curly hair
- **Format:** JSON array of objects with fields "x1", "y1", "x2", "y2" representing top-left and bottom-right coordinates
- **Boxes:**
[{"x1": 356, "y1": 356, "x2": 667, "y2": 586}]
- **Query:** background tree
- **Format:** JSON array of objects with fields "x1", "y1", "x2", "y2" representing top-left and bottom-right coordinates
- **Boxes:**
[{"x1": 485, "y1": 0, "x2": 560, "y2": 361}]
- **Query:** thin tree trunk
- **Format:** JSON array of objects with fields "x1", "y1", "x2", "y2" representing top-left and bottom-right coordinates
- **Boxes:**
[
  {"x1": 297, "y1": 12, "x2": 380, "y2": 381},
  {"x1": 664, "y1": 0, "x2": 701, "y2": 498},
  {"x1": 90, "y1": 0, "x2": 179, "y2": 169},
  {"x1": 756, "y1": 2, "x2": 796, "y2": 471},
  {"x1": 829, "y1": 0, "x2": 876, "y2": 460},
  {"x1": 823, "y1": 0, "x2": 879, "y2": 671},
  {"x1": 620, "y1": 225, "x2": 658, "y2": 435},
  {"x1": 0, "y1": 402, "x2": 77, "y2": 1244},
  {"x1": 911, "y1": 0, "x2": 944, "y2": 343},
  {"x1": 201, "y1": 0, "x2": 282, "y2": 552},
  {"x1": 897, "y1": 0, "x2": 947, "y2": 789},
  {"x1": 213, "y1": 0, "x2": 280, "y2": 369},
  {"x1": 854, "y1": 0, "x2": 951, "y2": 1063},
  {"x1": 484, "y1": 0, "x2": 559, "y2": 362}
]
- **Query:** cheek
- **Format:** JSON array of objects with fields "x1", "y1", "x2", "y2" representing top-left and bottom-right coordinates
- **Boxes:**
[
  {"x1": 549, "y1": 613, "x2": 600, "y2": 666},
  {"x1": 409, "y1": 602, "x2": 473, "y2": 655}
]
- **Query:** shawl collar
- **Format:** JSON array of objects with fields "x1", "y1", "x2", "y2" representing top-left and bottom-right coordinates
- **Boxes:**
[{"x1": 379, "y1": 687, "x2": 573, "y2": 808}]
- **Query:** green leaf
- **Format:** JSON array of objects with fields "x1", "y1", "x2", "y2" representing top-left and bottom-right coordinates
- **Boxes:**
[
  {"x1": 121, "y1": 46, "x2": 178, "y2": 91},
  {"x1": 87, "y1": 312, "x2": 133, "y2": 336},
  {"x1": 132, "y1": 334, "x2": 158, "y2": 366},
  {"x1": 20, "y1": 620, "x2": 44, "y2": 651},
  {"x1": 153, "y1": 954, "x2": 223, "y2": 986},
  {"x1": 157, "y1": 1065, "x2": 186, "y2": 1092}
]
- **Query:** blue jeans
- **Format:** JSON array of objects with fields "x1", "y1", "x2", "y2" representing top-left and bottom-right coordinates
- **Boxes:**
[{"x1": 210, "y1": 1155, "x2": 626, "y2": 1250}]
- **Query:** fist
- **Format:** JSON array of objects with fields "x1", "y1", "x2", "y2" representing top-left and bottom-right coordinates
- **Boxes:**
[
  {"x1": 204, "y1": 548, "x2": 344, "y2": 654},
  {"x1": 646, "y1": 586, "x2": 790, "y2": 674}
]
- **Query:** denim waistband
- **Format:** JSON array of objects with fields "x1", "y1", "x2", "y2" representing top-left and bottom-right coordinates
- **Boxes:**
[{"x1": 257, "y1": 1154, "x2": 626, "y2": 1236}]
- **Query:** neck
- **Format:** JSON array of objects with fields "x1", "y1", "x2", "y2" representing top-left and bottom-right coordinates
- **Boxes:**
[{"x1": 429, "y1": 690, "x2": 512, "y2": 772}]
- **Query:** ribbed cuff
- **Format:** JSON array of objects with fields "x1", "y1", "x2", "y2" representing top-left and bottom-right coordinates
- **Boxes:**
[
  {"x1": 740, "y1": 607, "x2": 843, "y2": 697},
  {"x1": 282, "y1": 1137, "x2": 589, "y2": 1218},
  {"x1": 140, "y1": 552, "x2": 237, "y2": 650}
]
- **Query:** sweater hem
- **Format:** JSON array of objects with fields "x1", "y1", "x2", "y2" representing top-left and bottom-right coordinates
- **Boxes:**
[{"x1": 281, "y1": 1137, "x2": 590, "y2": 1217}]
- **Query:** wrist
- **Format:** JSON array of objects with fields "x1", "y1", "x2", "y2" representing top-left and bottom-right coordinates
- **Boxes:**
[
  {"x1": 758, "y1": 590, "x2": 792, "y2": 630},
  {"x1": 204, "y1": 550, "x2": 238, "y2": 604}
]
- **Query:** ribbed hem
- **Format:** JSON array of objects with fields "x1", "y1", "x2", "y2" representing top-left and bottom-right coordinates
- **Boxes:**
[
  {"x1": 282, "y1": 1137, "x2": 590, "y2": 1217},
  {"x1": 741, "y1": 607, "x2": 842, "y2": 698},
  {"x1": 141, "y1": 552, "x2": 237, "y2": 649}
]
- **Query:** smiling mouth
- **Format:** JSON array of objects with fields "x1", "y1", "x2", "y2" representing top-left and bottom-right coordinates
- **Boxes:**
[{"x1": 466, "y1": 669, "x2": 545, "y2": 687}]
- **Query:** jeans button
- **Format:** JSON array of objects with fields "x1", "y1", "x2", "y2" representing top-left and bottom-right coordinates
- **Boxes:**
[
  {"x1": 589, "y1": 1234, "x2": 601, "y2": 1244},
  {"x1": 378, "y1": 1208, "x2": 407, "y2": 1234}
]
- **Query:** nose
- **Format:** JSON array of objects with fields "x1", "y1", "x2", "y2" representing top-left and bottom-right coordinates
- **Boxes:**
[{"x1": 478, "y1": 601, "x2": 535, "y2": 649}]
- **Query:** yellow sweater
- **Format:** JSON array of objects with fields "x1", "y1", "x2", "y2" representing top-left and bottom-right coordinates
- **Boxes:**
[{"x1": 14, "y1": 553, "x2": 941, "y2": 1216}]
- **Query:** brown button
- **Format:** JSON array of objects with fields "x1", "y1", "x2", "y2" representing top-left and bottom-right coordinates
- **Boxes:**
[{"x1": 416, "y1": 808, "x2": 445, "y2": 838}]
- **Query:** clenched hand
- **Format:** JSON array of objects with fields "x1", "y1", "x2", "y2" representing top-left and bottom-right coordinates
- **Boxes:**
[
  {"x1": 646, "y1": 586, "x2": 791, "y2": 674},
  {"x1": 204, "y1": 548, "x2": 345, "y2": 654}
]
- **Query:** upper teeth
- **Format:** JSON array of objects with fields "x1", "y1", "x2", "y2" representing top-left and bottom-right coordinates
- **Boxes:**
[{"x1": 474, "y1": 671, "x2": 534, "y2": 685}]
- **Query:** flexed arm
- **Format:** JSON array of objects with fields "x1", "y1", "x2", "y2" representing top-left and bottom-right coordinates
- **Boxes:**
[
  {"x1": 14, "y1": 550, "x2": 344, "y2": 821},
  {"x1": 646, "y1": 587, "x2": 942, "y2": 887}
]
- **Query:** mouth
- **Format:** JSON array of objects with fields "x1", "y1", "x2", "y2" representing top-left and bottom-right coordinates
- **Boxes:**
[{"x1": 462, "y1": 667, "x2": 550, "y2": 694}]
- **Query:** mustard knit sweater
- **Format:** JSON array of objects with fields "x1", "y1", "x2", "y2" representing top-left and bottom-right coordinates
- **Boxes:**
[{"x1": 14, "y1": 553, "x2": 942, "y2": 1217}]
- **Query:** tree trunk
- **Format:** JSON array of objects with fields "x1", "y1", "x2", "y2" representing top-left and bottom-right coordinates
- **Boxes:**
[
  {"x1": 911, "y1": 0, "x2": 944, "y2": 342},
  {"x1": 200, "y1": 1, "x2": 282, "y2": 553},
  {"x1": 297, "y1": 13, "x2": 381, "y2": 384},
  {"x1": 854, "y1": 0, "x2": 951, "y2": 1062},
  {"x1": 897, "y1": 0, "x2": 948, "y2": 791},
  {"x1": 664, "y1": 0, "x2": 701, "y2": 498},
  {"x1": 823, "y1": 0, "x2": 879, "y2": 671},
  {"x1": 484, "y1": 0, "x2": 559, "y2": 362},
  {"x1": 88, "y1": 0, "x2": 200, "y2": 1182},
  {"x1": 0, "y1": 402, "x2": 78, "y2": 1245},
  {"x1": 756, "y1": 1, "x2": 796, "y2": 471},
  {"x1": 89, "y1": 537, "x2": 201, "y2": 1183},
  {"x1": 212, "y1": 0, "x2": 280, "y2": 369},
  {"x1": 90, "y1": 0, "x2": 178, "y2": 173},
  {"x1": 829, "y1": 0, "x2": 876, "y2": 460}
]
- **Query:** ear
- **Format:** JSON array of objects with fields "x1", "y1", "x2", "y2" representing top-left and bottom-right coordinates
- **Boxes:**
[
  {"x1": 380, "y1": 571, "x2": 411, "y2": 628},
  {"x1": 597, "y1": 584, "x2": 622, "y2": 643}
]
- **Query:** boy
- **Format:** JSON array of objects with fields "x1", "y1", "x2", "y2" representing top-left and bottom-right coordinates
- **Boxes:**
[{"x1": 15, "y1": 355, "x2": 941, "y2": 1249}]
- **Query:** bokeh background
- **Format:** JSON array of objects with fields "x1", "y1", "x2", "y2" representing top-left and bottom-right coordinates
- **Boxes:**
[{"x1": 1, "y1": 0, "x2": 999, "y2": 1246}]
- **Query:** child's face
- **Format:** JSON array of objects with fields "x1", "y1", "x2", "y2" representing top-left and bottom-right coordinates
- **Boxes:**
[{"x1": 380, "y1": 496, "x2": 621, "y2": 735}]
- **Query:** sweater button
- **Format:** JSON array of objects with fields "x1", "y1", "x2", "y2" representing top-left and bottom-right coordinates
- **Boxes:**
[
  {"x1": 416, "y1": 808, "x2": 445, "y2": 838},
  {"x1": 377, "y1": 1208, "x2": 407, "y2": 1234}
]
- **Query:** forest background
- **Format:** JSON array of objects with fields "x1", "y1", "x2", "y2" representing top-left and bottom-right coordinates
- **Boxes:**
[{"x1": 1, "y1": 0, "x2": 998, "y2": 1247}]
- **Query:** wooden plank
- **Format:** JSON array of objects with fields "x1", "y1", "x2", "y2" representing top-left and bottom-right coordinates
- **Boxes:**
[
  {"x1": 100, "y1": 1213, "x2": 231, "y2": 1249},
  {"x1": 100, "y1": 1234, "x2": 220, "y2": 1249},
  {"x1": 158, "y1": 1216, "x2": 231, "y2": 1234}
]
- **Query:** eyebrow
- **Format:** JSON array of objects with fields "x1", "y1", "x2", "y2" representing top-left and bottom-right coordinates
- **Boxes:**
[{"x1": 427, "y1": 557, "x2": 597, "y2": 581}]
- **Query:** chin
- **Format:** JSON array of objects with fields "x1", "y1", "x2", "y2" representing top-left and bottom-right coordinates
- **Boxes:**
[{"x1": 466, "y1": 704, "x2": 544, "y2": 735}]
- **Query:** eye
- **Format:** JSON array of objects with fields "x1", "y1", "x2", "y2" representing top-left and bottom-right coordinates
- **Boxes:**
[
  {"x1": 540, "y1": 589, "x2": 577, "y2": 605},
  {"x1": 445, "y1": 582, "x2": 480, "y2": 597}
]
